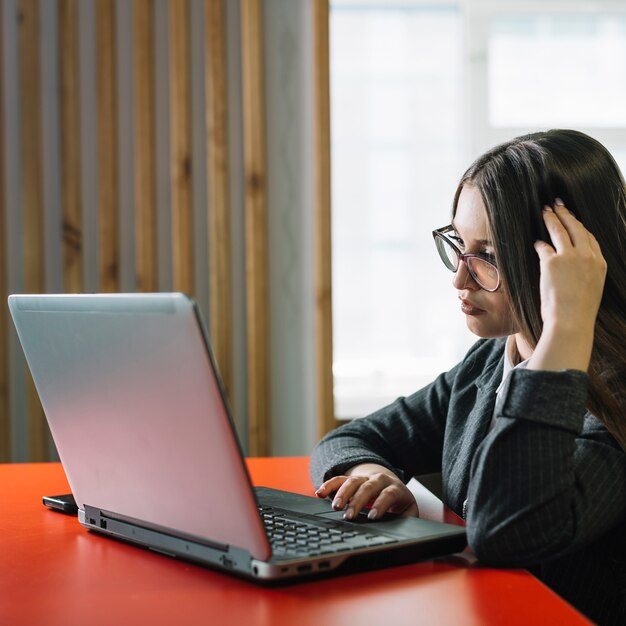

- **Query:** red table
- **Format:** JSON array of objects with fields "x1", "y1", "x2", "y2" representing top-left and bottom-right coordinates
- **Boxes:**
[{"x1": 0, "y1": 458, "x2": 591, "y2": 626}]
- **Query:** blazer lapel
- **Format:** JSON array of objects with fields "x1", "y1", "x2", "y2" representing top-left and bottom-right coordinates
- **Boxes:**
[{"x1": 443, "y1": 354, "x2": 504, "y2": 515}]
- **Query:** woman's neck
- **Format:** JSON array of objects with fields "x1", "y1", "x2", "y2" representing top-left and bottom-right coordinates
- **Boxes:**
[{"x1": 512, "y1": 333, "x2": 533, "y2": 364}]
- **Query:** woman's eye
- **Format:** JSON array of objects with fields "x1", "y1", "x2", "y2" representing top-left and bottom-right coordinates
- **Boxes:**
[{"x1": 450, "y1": 235, "x2": 464, "y2": 248}]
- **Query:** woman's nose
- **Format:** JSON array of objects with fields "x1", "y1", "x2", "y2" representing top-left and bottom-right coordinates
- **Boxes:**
[{"x1": 452, "y1": 258, "x2": 478, "y2": 290}]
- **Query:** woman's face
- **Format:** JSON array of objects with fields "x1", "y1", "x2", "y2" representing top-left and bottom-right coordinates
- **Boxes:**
[{"x1": 452, "y1": 184, "x2": 518, "y2": 339}]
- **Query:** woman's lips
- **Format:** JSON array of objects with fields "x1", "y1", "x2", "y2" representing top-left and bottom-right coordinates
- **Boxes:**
[{"x1": 459, "y1": 298, "x2": 485, "y2": 316}]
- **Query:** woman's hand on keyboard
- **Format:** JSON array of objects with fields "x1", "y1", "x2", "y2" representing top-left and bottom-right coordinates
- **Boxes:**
[{"x1": 315, "y1": 463, "x2": 419, "y2": 521}]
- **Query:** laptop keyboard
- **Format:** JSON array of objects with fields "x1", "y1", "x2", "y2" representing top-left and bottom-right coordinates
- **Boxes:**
[{"x1": 258, "y1": 504, "x2": 398, "y2": 559}]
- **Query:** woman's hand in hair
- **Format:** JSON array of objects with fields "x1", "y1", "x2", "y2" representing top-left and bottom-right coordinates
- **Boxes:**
[
  {"x1": 528, "y1": 199, "x2": 607, "y2": 373},
  {"x1": 315, "y1": 463, "x2": 419, "y2": 520}
]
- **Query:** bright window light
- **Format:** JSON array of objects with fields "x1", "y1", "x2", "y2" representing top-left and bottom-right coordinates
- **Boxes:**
[
  {"x1": 489, "y1": 14, "x2": 626, "y2": 128},
  {"x1": 330, "y1": 2, "x2": 473, "y2": 419},
  {"x1": 330, "y1": 1, "x2": 626, "y2": 421}
]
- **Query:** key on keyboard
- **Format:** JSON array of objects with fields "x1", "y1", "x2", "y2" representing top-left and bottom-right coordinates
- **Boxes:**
[{"x1": 258, "y1": 504, "x2": 397, "y2": 559}]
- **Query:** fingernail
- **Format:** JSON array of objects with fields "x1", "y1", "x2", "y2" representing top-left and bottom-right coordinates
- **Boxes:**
[
  {"x1": 332, "y1": 497, "x2": 342, "y2": 510},
  {"x1": 543, "y1": 205, "x2": 553, "y2": 212},
  {"x1": 343, "y1": 508, "x2": 354, "y2": 520},
  {"x1": 368, "y1": 508, "x2": 378, "y2": 520},
  {"x1": 554, "y1": 197, "x2": 565, "y2": 206}
]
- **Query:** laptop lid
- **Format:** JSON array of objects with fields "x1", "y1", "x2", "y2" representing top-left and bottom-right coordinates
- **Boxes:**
[{"x1": 8, "y1": 292, "x2": 271, "y2": 561}]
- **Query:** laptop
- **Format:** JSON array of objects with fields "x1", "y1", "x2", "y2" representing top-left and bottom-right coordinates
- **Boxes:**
[{"x1": 8, "y1": 292, "x2": 466, "y2": 581}]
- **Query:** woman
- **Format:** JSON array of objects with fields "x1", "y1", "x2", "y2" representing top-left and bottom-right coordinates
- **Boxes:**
[{"x1": 310, "y1": 129, "x2": 626, "y2": 625}]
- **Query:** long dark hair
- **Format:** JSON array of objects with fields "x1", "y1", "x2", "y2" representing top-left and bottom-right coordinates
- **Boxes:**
[{"x1": 454, "y1": 129, "x2": 626, "y2": 452}]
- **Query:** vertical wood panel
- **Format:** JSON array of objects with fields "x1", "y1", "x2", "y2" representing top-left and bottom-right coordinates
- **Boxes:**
[
  {"x1": 223, "y1": 0, "x2": 247, "y2": 447},
  {"x1": 18, "y1": 0, "x2": 47, "y2": 460},
  {"x1": 0, "y1": 0, "x2": 261, "y2": 460},
  {"x1": 153, "y1": 0, "x2": 173, "y2": 290},
  {"x1": 40, "y1": 1, "x2": 63, "y2": 300},
  {"x1": 241, "y1": 0, "x2": 269, "y2": 456},
  {"x1": 0, "y1": 2, "x2": 7, "y2": 462},
  {"x1": 78, "y1": 0, "x2": 99, "y2": 292},
  {"x1": 170, "y1": 0, "x2": 193, "y2": 294},
  {"x1": 205, "y1": 0, "x2": 232, "y2": 399},
  {"x1": 2, "y1": 0, "x2": 28, "y2": 461},
  {"x1": 115, "y1": 0, "x2": 136, "y2": 292},
  {"x1": 96, "y1": 0, "x2": 119, "y2": 292},
  {"x1": 313, "y1": 0, "x2": 337, "y2": 437},
  {"x1": 134, "y1": 0, "x2": 157, "y2": 292},
  {"x1": 58, "y1": 0, "x2": 83, "y2": 293},
  {"x1": 40, "y1": 3, "x2": 62, "y2": 460},
  {"x1": 19, "y1": 0, "x2": 43, "y2": 296},
  {"x1": 189, "y1": 0, "x2": 209, "y2": 319}
]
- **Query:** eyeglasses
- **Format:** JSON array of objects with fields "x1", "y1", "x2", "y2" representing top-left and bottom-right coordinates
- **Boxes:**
[{"x1": 432, "y1": 224, "x2": 502, "y2": 292}]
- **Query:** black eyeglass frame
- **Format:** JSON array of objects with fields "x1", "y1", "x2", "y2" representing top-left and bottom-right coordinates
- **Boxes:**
[{"x1": 431, "y1": 224, "x2": 502, "y2": 293}]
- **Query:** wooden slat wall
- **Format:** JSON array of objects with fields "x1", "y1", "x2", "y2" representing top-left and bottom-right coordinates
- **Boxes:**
[
  {"x1": 170, "y1": 0, "x2": 194, "y2": 295},
  {"x1": 1, "y1": 0, "x2": 26, "y2": 461},
  {"x1": 0, "y1": 0, "x2": 238, "y2": 461},
  {"x1": 18, "y1": 0, "x2": 48, "y2": 460},
  {"x1": 240, "y1": 0, "x2": 270, "y2": 457},
  {"x1": 96, "y1": 0, "x2": 119, "y2": 292},
  {"x1": 0, "y1": 0, "x2": 336, "y2": 462},
  {"x1": 205, "y1": 0, "x2": 232, "y2": 400},
  {"x1": 0, "y1": 1, "x2": 8, "y2": 462},
  {"x1": 313, "y1": 0, "x2": 338, "y2": 437},
  {"x1": 133, "y1": 0, "x2": 156, "y2": 293},
  {"x1": 59, "y1": 0, "x2": 83, "y2": 294}
]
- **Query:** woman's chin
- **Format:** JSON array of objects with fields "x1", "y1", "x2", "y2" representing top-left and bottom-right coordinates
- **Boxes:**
[{"x1": 465, "y1": 316, "x2": 512, "y2": 339}]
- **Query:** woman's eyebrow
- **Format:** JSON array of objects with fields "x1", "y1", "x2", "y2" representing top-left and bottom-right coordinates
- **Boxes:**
[{"x1": 451, "y1": 220, "x2": 493, "y2": 246}]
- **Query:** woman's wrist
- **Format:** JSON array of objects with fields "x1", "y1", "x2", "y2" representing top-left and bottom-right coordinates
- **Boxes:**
[
  {"x1": 527, "y1": 322, "x2": 595, "y2": 373},
  {"x1": 344, "y1": 462, "x2": 398, "y2": 479}
]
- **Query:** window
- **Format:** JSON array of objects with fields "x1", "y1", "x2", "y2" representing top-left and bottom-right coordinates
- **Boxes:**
[
  {"x1": 330, "y1": 0, "x2": 626, "y2": 420},
  {"x1": 331, "y1": 1, "x2": 470, "y2": 419},
  {"x1": 488, "y1": 13, "x2": 626, "y2": 128}
]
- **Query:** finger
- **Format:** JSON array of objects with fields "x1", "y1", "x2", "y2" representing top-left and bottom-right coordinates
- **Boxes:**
[
  {"x1": 550, "y1": 204, "x2": 606, "y2": 271},
  {"x1": 316, "y1": 475, "x2": 363, "y2": 510},
  {"x1": 332, "y1": 476, "x2": 369, "y2": 511},
  {"x1": 533, "y1": 237, "x2": 556, "y2": 261},
  {"x1": 315, "y1": 475, "x2": 349, "y2": 498},
  {"x1": 370, "y1": 495, "x2": 418, "y2": 520},
  {"x1": 541, "y1": 206, "x2": 573, "y2": 252},
  {"x1": 585, "y1": 228, "x2": 603, "y2": 255},
  {"x1": 342, "y1": 479, "x2": 382, "y2": 519},
  {"x1": 551, "y1": 201, "x2": 596, "y2": 250},
  {"x1": 368, "y1": 484, "x2": 415, "y2": 519}
]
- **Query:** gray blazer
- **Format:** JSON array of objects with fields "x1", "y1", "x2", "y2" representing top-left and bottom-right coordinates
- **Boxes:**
[{"x1": 310, "y1": 338, "x2": 626, "y2": 625}]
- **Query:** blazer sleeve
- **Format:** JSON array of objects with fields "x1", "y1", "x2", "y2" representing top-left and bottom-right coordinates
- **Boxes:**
[
  {"x1": 466, "y1": 367, "x2": 626, "y2": 567},
  {"x1": 308, "y1": 340, "x2": 492, "y2": 489}
]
